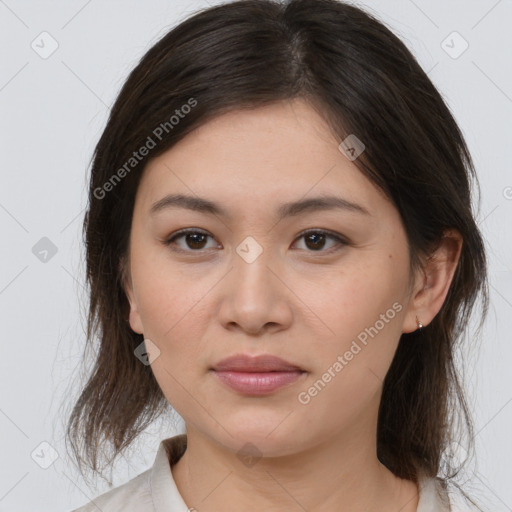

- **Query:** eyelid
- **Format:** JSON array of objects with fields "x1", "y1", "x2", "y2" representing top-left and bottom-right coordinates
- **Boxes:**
[{"x1": 294, "y1": 228, "x2": 348, "y2": 244}]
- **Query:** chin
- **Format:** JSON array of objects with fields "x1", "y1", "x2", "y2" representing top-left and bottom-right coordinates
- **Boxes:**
[{"x1": 208, "y1": 420, "x2": 304, "y2": 458}]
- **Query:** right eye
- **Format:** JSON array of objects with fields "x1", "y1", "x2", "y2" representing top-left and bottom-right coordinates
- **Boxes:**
[{"x1": 164, "y1": 228, "x2": 220, "y2": 252}]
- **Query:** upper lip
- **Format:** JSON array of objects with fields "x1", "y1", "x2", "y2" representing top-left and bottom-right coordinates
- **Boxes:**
[{"x1": 211, "y1": 354, "x2": 304, "y2": 372}]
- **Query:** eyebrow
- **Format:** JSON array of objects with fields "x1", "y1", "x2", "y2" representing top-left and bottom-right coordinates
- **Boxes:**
[{"x1": 149, "y1": 193, "x2": 371, "y2": 219}]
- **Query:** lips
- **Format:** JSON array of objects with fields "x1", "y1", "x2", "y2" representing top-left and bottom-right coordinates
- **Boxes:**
[
  {"x1": 211, "y1": 353, "x2": 304, "y2": 373},
  {"x1": 210, "y1": 354, "x2": 306, "y2": 395}
]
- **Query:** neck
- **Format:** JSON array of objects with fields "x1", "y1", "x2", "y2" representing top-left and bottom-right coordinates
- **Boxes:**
[{"x1": 171, "y1": 421, "x2": 419, "y2": 512}]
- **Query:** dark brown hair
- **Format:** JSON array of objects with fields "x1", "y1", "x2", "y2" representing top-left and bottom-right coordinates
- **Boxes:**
[{"x1": 66, "y1": 0, "x2": 489, "y2": 506}]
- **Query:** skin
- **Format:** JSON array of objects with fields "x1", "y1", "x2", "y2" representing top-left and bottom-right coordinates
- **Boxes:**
[{"x1": 124, "y1": 98, "x2": 462, "y2": 512}]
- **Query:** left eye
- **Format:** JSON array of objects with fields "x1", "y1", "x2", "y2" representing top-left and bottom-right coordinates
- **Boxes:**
[
  {"x1": 293, "y1": 230, "x2": 347, "y2": 252},
  {"x1": 164, "y1": 229, "x2": 347, "y2": 253}
]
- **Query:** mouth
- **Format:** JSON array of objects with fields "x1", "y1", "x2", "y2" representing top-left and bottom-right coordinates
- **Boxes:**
[
  {"x1": 211, "y1": 369, "x2": 306, "y2": 395},
  {"x1": 211, "y1": 353, "x2": 304, "y2": 373},
  {"x1": 210, "y1": 353, "x2": 306, "y2": 395}
]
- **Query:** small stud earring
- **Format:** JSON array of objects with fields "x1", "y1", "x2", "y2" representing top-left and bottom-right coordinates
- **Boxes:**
[{"x1": 416, "y1": 315, "x2": 423, "y2": 331}]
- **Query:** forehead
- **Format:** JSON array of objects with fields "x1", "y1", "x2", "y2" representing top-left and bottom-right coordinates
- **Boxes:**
[{"x1": 136, "y1": 99, "x2": 390, "y2": 216}]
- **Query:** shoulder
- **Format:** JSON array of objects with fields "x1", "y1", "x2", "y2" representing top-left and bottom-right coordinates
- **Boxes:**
[
  {"x1": 70, "y1": 434, "x2": 189, "y2": 512},
  {"x1": 70, "y1": 468, "x2": 154, "y2": 512}
]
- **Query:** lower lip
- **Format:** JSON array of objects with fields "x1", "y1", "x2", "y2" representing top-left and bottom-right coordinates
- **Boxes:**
[{"x1": 213, "y1": 370, "x2": 305, "y2": 395}]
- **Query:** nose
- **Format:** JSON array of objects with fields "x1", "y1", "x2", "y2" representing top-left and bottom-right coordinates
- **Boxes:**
[{"x1": 217, "y1": 247, "x2": 293, "y2": 336}]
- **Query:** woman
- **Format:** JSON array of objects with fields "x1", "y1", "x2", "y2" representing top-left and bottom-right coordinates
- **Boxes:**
[{"x1": 68, "y1": 0, "x2": 489, "y2": 510}]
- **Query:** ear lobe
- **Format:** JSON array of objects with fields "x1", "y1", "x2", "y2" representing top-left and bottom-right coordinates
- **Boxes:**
[
  {"x1": 127, "y1": 300, "x2": 144, "y2": 335},
  {"x1": 403, "y1": 229, "x2": 462, "y2": 333},
  {"x1": 119, "y1": 256, "x2": 144, "y2": 335}
]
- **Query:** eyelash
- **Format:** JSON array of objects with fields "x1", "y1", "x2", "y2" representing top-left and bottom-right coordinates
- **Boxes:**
[{"x1": 163, "y1": 228, "x2": 348, "y2": 255}]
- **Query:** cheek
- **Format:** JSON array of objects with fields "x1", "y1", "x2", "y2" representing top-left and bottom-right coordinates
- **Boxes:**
[
  {"x1": 305, "y1": 253, "x2": 408, "y2": 382},
  {"x1": 313, "y1": 255, "x2": 406, "y2": 335},
  {"x1": 131, "y1": 244, "x2": 206, "y2": 335},
  {"x1": 137, "y1": 280, "x2": 209, "y2": 351},
  {"x1": 295, "y1": 283, "x2": 405, "y2": 433},
  {"x1": 135, "y1": 276, "x2": 211, "y2": 408}
]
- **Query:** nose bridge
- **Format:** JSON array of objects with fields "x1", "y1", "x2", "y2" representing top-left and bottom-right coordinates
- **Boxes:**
[
  {"x1": 215, "y1": 233, "x2": 292, "y2": 332},
  {"x1": 214, "y1": 225, "x2": 297, "y2": 334},
  {"x1": 232, "y1": 235, "x2": 276, "y2": 295}
]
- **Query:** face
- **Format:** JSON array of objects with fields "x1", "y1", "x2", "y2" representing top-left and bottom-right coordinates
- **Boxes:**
[{"x1": 124, "y1": 98, "x2": 419, "y2": 457}]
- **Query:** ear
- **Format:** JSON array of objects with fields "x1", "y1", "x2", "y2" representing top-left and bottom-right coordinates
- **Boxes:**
[
  {"x1": 119, "y1": 256, "x2": 144, "y2": 335},
  {"x1": 402, "y1": 229, "x2": 462, "y2": 333}
]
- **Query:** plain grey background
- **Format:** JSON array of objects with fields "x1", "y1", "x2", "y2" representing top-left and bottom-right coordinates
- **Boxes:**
[{"x1": 0, "y1": 1, "x2": 511, "y2": 510}]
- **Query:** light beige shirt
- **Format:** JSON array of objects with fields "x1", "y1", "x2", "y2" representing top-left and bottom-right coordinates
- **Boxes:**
[{"x1": 71, "y1": 434, "x2": 474, "y2": 511}]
